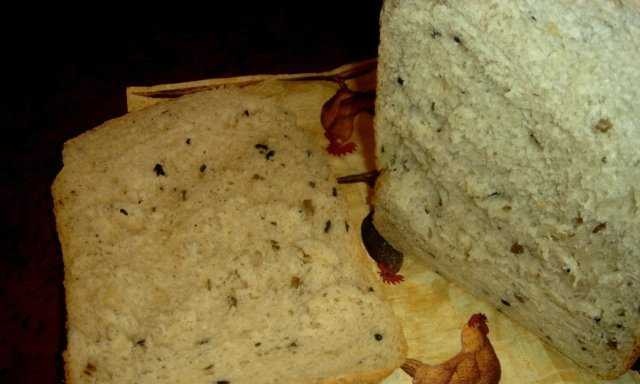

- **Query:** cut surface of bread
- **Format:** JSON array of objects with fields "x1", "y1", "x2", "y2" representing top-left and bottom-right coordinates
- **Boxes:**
[
  {"x1": 374, "y1": 0, "x2": 640, "y2": 379},
  {"x1": 52, "y1": 85, "x2": 406, "y2": 384}
]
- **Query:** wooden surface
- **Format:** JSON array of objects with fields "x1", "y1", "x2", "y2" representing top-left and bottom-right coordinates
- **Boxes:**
[{"x1": 126, "y1": 62, "x2": 640, "y2": 384}]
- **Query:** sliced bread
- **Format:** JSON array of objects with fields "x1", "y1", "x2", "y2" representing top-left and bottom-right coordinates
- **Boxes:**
[
  {"x1": 374, "y1": 0, "x2": 640, "y2": 379},
  {"x1": 52, "y1": 84, "x2": 406, "y2": 383}
]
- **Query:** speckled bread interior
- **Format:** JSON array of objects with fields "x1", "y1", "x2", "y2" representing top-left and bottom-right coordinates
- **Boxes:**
[
  {"x1": 53, "y1": 84, "x2": 406, "y2": 384},
  {"x1": 374, "y1": 0, "x2": 640, "y2": 378}
]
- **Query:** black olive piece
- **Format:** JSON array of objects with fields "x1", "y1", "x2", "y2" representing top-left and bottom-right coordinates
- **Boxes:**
[{"x1": 153, "y1": 163, "x2": 166, "y2": 176}]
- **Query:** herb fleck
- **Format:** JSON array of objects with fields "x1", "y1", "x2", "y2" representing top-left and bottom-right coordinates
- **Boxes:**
[
  {"x1": 243, "y1": 110, "x2": 250, "y2": 116},
  {"x1": 332, "y1": 187, "x2": 338, "y2": 197},
  {"x1": 119, "y1": 208, "x2": 128, "y2": 216},
  {"x1": 592, "y1": 222, "x2": 607, "y2": 233},
  {"x1": 510, "y1": 242, "x2": 524, "y2": 254},
  {"x1": 266, "y1": 150, "x2": 275, "y2": 160},
  {"x1": 186, "y1": 138, "x2": 191, "y2": 145},
  {"x1": 397, "y1": 77, "x2": 404, "y2": 86},
  {"x1": 324, "y1": 220, "x2": 332, "y2": 233},
  {"x1": 270, "y1": 240, "x2": 280, "y2": 251},
  {"x1": 200, "y1": 164, "x2": 207, "y2": 172},
  {"x1": 83, "y1": 363, "x2": 96, "y2": 375},
  {"x1": 302, "y1": 199, "x2": 315, "y2": 216},
  {"x1": 227, "y1": 296, "x2": 237, "y2": 308},
  {"x1": 153, "y1": 163, "x2": 166, "y2": 176},
  {"x1": 501, "y1": 298, "x2": 511, "y2": 306},
  {"x1": 345, "y1": 221, "x2": 350, "y2": 232},
  {"x1": 374, "y1": 333, "x2": 383, "y2": 341},
  {"x1": 594, "y1": 118, "x2": 613, "y2": 133},
  {"x1": 308, "y1": 181, "x2": 316, "y2": 188},
  {"x1": 197, "y1": 338, "x2": 210, "y2": 345},
  {"x1": 291, "y1": 276, "x2": 302, "y2": 289},
  {"x1": 135, "y1": 339, "x2": 146, "y2": 347}
]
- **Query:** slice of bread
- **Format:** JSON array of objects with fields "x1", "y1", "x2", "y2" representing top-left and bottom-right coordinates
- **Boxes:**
[
  {"x1": 52, "y1": 84, "x2": 406, "y2": 384},
  {"x1": 374, "y1": 0, "x2": 640, "y2": 379}
]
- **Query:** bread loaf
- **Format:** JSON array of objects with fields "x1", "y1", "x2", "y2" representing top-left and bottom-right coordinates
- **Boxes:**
[
  {"x1": 374, "y1": 0, "x2": 640, "y2": 378},
  {"x1": 52, "y1": 84, "x2": 406, "y2": 383}
]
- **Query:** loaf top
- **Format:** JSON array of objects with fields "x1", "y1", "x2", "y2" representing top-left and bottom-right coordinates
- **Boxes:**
[{"x1": 52, "y1": 84, "x2": 406, "y2": 384}]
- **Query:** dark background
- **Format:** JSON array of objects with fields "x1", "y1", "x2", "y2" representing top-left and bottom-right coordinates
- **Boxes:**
[{"x1": 0, "y1": 4, "x2": 383, "y2": 382}]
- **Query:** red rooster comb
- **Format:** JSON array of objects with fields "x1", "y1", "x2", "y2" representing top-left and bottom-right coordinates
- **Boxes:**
[{"x1": 468, "y1": 313, "x2": 490, "y2": 335}]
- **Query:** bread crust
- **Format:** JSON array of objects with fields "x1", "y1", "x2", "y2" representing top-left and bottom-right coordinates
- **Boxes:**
[{"x1": 618, "y1": 342, "x2": 640, "y2": 380}]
